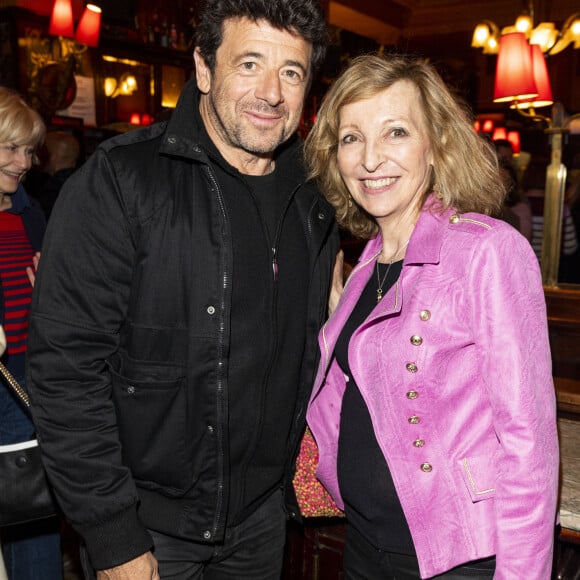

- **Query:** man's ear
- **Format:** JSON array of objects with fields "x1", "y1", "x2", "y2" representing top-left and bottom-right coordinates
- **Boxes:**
[{"x1": 194, "y1": 48, "x2": 211, "y2": 94}]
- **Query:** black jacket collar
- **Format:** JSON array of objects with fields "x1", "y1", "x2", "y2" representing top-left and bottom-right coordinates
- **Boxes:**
[{"x1": 160, "y1": 78, "x2": 309, "y2": 187}]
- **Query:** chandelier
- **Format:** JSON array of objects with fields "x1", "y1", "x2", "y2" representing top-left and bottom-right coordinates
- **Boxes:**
[
  {"x1": 471, "y1": 2, "x2": 580, "y2": 55},
  {"x1": 491, "y1": 30, "x2": 580, "y2": 286}
]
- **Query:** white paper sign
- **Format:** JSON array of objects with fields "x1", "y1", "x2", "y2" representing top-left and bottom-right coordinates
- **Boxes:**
[{"x1": 57, "y1": 75, "x2": 97, "y2": 127}]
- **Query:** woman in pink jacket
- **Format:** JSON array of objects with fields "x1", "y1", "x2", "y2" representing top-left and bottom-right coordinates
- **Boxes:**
[{"x1": 304, "y1": 54, "x2": 559, "y2": 579}]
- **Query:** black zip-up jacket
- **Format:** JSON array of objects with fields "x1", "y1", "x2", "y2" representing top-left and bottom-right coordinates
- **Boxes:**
[{"x1": 26, "y1": 79, "x2": 338, "y2": 570}]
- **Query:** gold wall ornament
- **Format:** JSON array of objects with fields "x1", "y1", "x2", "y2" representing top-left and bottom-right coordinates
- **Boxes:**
[{"x1": 21, "y1": 28, "x2": 88, "y2": 119}]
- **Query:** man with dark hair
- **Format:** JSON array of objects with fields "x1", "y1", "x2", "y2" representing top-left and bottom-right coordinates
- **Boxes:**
[{"x1": 26, "y1": 0, "x2": 338, "y2": 578}]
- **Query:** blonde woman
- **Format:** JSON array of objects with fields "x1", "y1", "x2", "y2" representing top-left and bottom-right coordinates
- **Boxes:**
[
  {"x1": 305, "y1": 55, "x2": 558, "y2": 579},
  {"x1": 0, "y1": 87, "x2": 62, "y2": 580}
]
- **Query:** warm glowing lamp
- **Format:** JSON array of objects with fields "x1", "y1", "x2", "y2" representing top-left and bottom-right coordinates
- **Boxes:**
[
  {"x1": 471, "y1": 20, "x2": 499, "y2": 54},
  {"x1": 119, "y1": 73, "x2": 137, "y2": 95},
  {"x1": 471, "y1": 23, "x2": 491, "y2": 47},
  {"x1": 492, "y1": 127, "x2": 507, "y2": 141},
  {"x1": 104, "y1": 77, "x2": 117, "y2": 97},
  {"x1": 515, "y1": 13, "x2": 533, "y2": 36},
  {"x1": 482, "y1": 119, "x2": 494, "y2": 133},
  {"x1": 75, "y1": 4, "x2": 102, "y2": 47},
  {"x1": 473, "y1": 120, "x2": 481, "y2": 132},
  {"x1": 530, "y1": 22, "x2": 558, "y2": 53},
  {"x1": 49, "y1": 0, "x2": 74, "y2": 38},
  {"x1": 493, "y1": 32, "x2": 538, "y2": 103},
  {"x1": 130, "y1": 113, "x2": 141, "y2": 125},
  {"x1": 513, "y1": 44, "x2": 553, "y2": 110},
  {"x1": 507, "y1": 131, "x2": 521, "y2": 154}
]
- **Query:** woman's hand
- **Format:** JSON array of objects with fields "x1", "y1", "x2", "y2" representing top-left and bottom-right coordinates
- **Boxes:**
[
  {"x1": 26, "y1": 251, "x2": 40, "y2": 287},
  {"x1": 328, "y1": 250, "x2": 345, "y2": 316}
]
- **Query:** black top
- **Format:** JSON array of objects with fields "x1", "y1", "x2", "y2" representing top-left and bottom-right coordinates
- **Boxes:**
[
  {"x1": 200, "y1": 124, "x2": 310, "y2": 526},
  {"x1": 335, "y1": 259, "x2": 416, "y2": 555}
]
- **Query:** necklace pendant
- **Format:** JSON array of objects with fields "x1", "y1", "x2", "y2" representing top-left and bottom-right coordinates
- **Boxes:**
[{"x1": 376, "y1": 289, "x2": 383, "y2": 303}]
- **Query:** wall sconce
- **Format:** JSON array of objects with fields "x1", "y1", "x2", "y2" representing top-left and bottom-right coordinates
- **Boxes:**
[
  {"x1": 75, "y1": 4, "x2": 102, "y2": 47},
  {"x1": 474, "y1": 118, "x2": 497, "y2": 134},
  {"x1": 507, "y1": 131, "x2": 521, "y2": 154},
  {"x1": 104, "y1": 73, "x2": 138, "y2": 98},
  {"x1": 512, "y1": 44, "x2": 553, "y2": 111},
  {"x1": 49, "y1": 0, "x2": 74, "y2": 38},
  {"x1": 491, "y1": 127, "x2": 507, "y2": 141},
  {"x1": 471, "y1": 20, "x2": 500, "y2": 54},
  {"x1": 472, "y1": 1, "x2": 580, "y2": 55},
  {"x1": 493, "y1": 32, "x2": 538, "y2": 104},
  {"x1": 128, "y1": 113, "x2": 152, "y2": 126},
  {"x1": 493, "y1": 31, "x2": 580, "y2": 286},
  {"x1": 49, "y1": 0, "x2": 102, "y2": 47},
  {"x1": 25, "y1": 1, "x2": 102, "y2": 118}
]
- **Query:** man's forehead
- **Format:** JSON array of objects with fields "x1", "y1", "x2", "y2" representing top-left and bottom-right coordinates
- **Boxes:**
[{"x1": 220, "y1": 17, "x2": 310, "y2": 54}]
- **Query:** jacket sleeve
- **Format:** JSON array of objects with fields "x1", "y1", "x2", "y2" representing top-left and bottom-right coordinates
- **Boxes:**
[
  {"x1": 469, "y1": 225, "x2": 559, "y2": 579},
  {"x1": 26, "y1": 147, "x2": 153, "y2": 570}
]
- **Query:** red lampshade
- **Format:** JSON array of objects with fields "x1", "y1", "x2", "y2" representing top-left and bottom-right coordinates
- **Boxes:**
[
  {"x1": 513, "y1": 44, "x2": 553, "y2": 110},
  {"x1": 493, "y1": 32, "x2": 538, "y2": 103},
  {"x1": 507, "y1": 131, "x2": 521, "y2": 154},
  {"x1": 75, "y1": 4, "x2": 102, "y2": 47},
  {"x1": 482, "y1": 119, "x2": 494, "y2": 133},
  {"x1": 492, "y1": 127, "x2": 507, "y2": 141},
  {"x1": 49, "y1": 0, "x2": 74, "y2": 38},
  {"x1": 130, "y1": 113, "x2": 141, "y2": 125}
]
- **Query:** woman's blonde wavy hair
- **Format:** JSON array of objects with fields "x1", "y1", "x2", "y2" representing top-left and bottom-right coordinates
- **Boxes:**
[
  {"x1": 0, "y1": 87, "x2": 45, "y2": 148},
  {"x1": 304, "y1": 54, "x2": 505, "y2": 239}
]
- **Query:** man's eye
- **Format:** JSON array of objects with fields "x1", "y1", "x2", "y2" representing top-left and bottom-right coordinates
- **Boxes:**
[
  {"x1": 282, "y1": 69, "x2": 304, "y2": 84},
  {"x1": 241, "y1": 62, "x2": 257, "y2": 70}
]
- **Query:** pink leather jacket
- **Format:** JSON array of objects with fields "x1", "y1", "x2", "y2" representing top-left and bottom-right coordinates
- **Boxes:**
[{"x1": 307, "y1": 197, "x2": 559, "y2": 579}]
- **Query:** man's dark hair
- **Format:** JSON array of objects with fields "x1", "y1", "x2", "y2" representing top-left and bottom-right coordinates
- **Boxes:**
[{"x1": 195, "y1": 0, "x2": 328, "y2": 75}]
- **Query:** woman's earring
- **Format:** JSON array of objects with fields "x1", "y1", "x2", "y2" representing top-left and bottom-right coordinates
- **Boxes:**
[{"x1": 348, "y1": 196, "x2": 353, "y2": 208}]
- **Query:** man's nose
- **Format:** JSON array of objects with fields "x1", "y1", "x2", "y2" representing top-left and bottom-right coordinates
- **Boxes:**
[{"x1": 255, "y1": 70, "x2": 284, "y2": 107}]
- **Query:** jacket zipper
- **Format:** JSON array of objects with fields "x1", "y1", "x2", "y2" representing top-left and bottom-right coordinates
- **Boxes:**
[{"x1": 202, "y1": 164, "x2": 228, "y2": 539}]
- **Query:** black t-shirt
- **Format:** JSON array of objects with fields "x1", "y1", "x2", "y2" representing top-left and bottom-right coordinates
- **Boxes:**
[
  {"x1": 210, "y1": 160, "x2": 309, "y2": 525},
  {"x1": 335, "y1": 259, "x2": 416, "y2": 555}
]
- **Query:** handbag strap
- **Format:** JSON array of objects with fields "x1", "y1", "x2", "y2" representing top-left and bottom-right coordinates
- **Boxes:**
[{"x1": 0, "y1": 361, "x2": 30, "y2": 407}]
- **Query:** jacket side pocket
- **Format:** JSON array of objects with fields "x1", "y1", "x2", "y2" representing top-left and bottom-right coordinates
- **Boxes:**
[
  {"x1": 458, "y1": 454, "x2": 496, "y2": 503},
  {"x1": 109, "y1": 366, "x2": 191, "y2": 494}
]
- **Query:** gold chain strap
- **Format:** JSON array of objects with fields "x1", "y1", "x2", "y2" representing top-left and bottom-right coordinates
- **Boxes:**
[{"x1": 0, "y1": 361, "x2": 30, "y2": 407}]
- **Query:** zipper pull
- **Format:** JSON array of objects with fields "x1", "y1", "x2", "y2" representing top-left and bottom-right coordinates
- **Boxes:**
[{"x1": 272, "y1": 247, "x2": 278, "y2": 281}]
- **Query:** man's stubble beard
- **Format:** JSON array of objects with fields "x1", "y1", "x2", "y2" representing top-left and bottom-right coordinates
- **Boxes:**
[{"x1": 207, "y1": 92, "x2": 299, "y2": 156}]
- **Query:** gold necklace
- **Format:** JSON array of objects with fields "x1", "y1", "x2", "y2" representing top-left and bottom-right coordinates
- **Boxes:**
[{"x1": 376, "y1": 240, "x2": 409, "y2": 303}]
